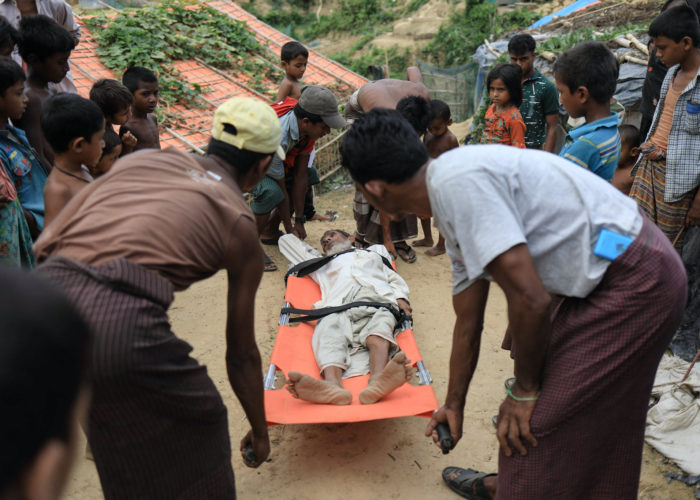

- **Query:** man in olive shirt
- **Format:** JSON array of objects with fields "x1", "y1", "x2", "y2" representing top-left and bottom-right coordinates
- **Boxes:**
[{"x1": 508, "y1": 34, "x2": 560, "y2": 152}]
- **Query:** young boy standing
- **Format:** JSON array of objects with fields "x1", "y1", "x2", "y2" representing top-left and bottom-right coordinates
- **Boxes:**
[
  {"x1": 275, "y1": 41, "x2": 308, "y2": 102},
  {"x1": 630, "y1": 6, "x2": 700, "y2": 250},
  {"x1": 414, "y1": 99, "x2": 458, "y2": 256},
  {"x1": 89, "y1": 78, "x2": 137, "y2": 155},
  {"x1": 508, "y1": 33, "x2": 560, "y2": 152},
  {"x1": 0, "y1": 56, "x2": 47, "y2": 240},
  {"x1": 554, "y1": 41, "x2": 621, "y2": 181},
  {"x1": 41, "y1": 94, "x2": 105, "y2": 227},
  {"x1": 14, "y1": 15, "x2": 74, "y2": 172},
  {"x1": 612, "y1": 124, "x2": 641, "y2": 195},
  {"x1": 121, "y1": 66, "x2": 160, "y2": 151}
]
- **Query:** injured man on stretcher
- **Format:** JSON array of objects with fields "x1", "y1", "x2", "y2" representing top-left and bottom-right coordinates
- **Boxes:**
[{"x1": 279, "y1": 230, "x2": 414, "y2": 405}]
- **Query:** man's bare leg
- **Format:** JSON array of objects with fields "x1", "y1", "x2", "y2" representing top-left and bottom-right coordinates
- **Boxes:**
[
  {"x1": 286, "y1": 366, "x2": 352, "y2": 405},
  {"x1": 413, "y1": 218, "x2": 434, "y2": 247},
  {"x1": 359, "y1": 336, "x2": 412, "y2": 404},
  {"x1": 425, "y1": 233, "x2": 446, "y2": 257}
]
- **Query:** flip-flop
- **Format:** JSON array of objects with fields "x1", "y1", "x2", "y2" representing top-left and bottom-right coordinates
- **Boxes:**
[
  {"x1": 263, "y1": 253, "x2": 278, "y2": 272},
  {"x1": 442, "y1": 467, "x2": 496, "y2": 500},
  {"x1": 260, "y1": 230, "x2": 283, "y2": 246},
  {"x1": 395, "y1": 242, "x2": 417, "y2": 263}
]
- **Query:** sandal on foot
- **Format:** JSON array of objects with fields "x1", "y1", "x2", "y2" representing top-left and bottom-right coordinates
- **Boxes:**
[
  {"x1": 263, "y1": 253, "x2": 278, "y2": 272},
  {"x1": 395, "y1": 242, "x2": 417, "y2": 263},
  {"x1": 442, "y1": 467, "x2": 495, "y2": 500},
  {"x1": 260, "y1": 230, "x2": 283, "y2": 246}
]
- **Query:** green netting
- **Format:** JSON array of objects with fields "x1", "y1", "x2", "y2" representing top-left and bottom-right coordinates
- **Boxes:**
[{"x1": 418, "y1": 60, "x2": 479, "y2": 122}]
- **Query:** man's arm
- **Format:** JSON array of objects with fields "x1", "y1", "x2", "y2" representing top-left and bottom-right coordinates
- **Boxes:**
[
  {"x1": 426, "y1": 279, "x2": 490, "y2": 447},
  {"x1": 290, "y1": 153, "x2": 309, "y2": 240},
  {"x1": 486, "y1": 243, "x2": 551, "y2": 456},
  {"x1": 379, "y1": 211, "x2": 396, "y2": 259},
  {"x1": 406, "y1": 66, "x2": 424, "y2": 84},
  {"x1": 543, "y1": 113, "x2": 559, "y2": 153},
  {"x1": 222, "y1": 216, "x2": 269, "y2": 467}
]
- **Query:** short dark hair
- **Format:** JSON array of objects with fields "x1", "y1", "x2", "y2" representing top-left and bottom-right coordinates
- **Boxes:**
[
  {"x1": 341, "y1": 108, "x2": 429, "y2": 184},
  {"x1": 508, "y1": 33, "x2": 536, "y2": 56},
  {"x1": 618, "y1": 124, "x2": 641, "y2": 148},
  {"x1": 0, "y1": 16, "x2": 19, "y2": 51},
  {"x1": 207, "y1": 137, "x2": 271, "y2": 175},
  {"x1": 396, "y1": 95, "x2": 431, "y2": 135},
  {"x1": 293, "y1": 103, "x2": 324, "y2": 124},
  {"x1": 0, "y1": 56, "x2": 24, "y2": 96},
  {"x1": 429, "y1": 99, "x2": 451, "y2": 123},
  {"x1": 122, "y1": 66, "x2": 158, "y2": 93},
  {"x1": 661, "y1": 0, "x2": 700, "y2": 14},
  {"x1": 101, "y1": 128, "x2": 122, "y2": 156},
  {"x1": 649, "y1": 6, "x2": 700, "y2": 47},
  {"x1": 41, "y1": 94, "x2": 105, "y2": 153},
  {"x1": 17, "y1": 15, "x2": 75, "y2": 61},
  {"x1": 0, "y1": 266, "x2": 90, "y2": 494},
  {"x1": 486, "y1": 63, "x2": 523, "y2": 107},
  {"x1": 90, "y1": 79, "x2": 133, "y2": 117},
  {"x1": 553, "y1": 41, "x2": 619, "y2": 105},
  {"x1": 281, "y1": 41, "x2": 308, "y2": 63}
]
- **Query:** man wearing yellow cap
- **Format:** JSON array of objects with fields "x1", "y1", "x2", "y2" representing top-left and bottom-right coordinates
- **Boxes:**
[{"x1": 33, "y1": 97, "x2": 283, "y2": 500}]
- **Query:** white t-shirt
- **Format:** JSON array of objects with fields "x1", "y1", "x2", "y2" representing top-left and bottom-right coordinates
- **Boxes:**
[{"x1": 427, "y1": 145, "x2": 643, "y2": 297}]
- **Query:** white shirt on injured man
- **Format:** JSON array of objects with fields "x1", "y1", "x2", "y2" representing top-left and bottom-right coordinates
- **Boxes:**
[{"x1": 279, "y1": 234, "x2": 410, "y2": 378}]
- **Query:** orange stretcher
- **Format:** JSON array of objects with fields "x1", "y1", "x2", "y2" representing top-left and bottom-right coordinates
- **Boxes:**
[{"x1": 263, "y1": 275, "x2": 439, "y2": 425}]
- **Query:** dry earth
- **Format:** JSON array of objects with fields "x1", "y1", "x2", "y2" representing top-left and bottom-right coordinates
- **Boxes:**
[{"x1": 64, "y1": 184, "x2": 694, "y2": 499}]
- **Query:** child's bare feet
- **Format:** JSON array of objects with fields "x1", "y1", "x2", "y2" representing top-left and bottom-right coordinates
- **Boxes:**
[
  {"x1": 359, "y1": 352, "x2": 412, "y2": 404},
  {"x1": 286, "y1": 372, "x2": 352, "y2": 405},
  {"x1": 412, "y1": 238, "x2": 433, "y2": 248},
  {"x1": 425, "y1": 245, "x2": 446, "y2": 256}
]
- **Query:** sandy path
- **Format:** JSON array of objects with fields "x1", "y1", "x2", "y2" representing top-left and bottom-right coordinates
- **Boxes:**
[{"x1": 65, "y1": 185, "x2": 693, "y2": 499}]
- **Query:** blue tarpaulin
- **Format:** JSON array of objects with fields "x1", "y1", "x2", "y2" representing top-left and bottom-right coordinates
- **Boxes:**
[{"x1": 530, "y1": 0, "x2": 601, "y2": 28}]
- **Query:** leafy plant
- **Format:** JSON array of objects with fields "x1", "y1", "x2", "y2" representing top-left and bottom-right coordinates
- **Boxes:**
[
  {"x1": 85, "y1": 1, "x2": 282, "y2": 124},
  {"x1": 333, "y1": 45, "x2": 412, "y2": 80}
]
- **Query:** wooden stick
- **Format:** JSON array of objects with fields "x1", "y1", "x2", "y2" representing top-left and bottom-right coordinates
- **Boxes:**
[
  {"x1": 613, "y1": 36, "x2": 632, "y2": 48},
  {"x1": 626, "y1": 33, "x2": 649, "y2": 56},
  {"x1": 680, "y1": 349, "x2": 700, "y2": 384},
  {"x1": 484, "y1": 39, "x2": 501, "y2": 58},
  {"x1": 539, "y1": 51, "x2": 557, "y2": 62},
  {"x1": 672, "y1": 225, "x2": 686, "y2": 248},
  {"x1": 624, "y1": 54, "x2": 649, "y2": 66}
]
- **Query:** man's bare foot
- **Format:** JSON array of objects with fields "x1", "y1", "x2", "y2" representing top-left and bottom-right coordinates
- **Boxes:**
[
  {"x1": 286, "y1": 372, "x2": 352, "y2": 405},
  {"x1": 311, "y1": 210, "x2": 338, "y2": 222},
  {"x1": 359, "y1": 352, "x2": 412, "y2": 404},
  {"x1": 412, "y1": 238, "x2": 433, "y2": 247},
  {"x1": 425, "y1": 245, "x2": 446, "y2": 256}
]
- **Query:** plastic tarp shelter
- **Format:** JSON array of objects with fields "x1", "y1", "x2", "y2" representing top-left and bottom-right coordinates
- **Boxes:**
[{"x1": 529, "y1": 0, "x2": 602, "y2": 28}]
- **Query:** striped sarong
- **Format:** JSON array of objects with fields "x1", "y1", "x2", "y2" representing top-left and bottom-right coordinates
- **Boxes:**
[
  {"x1": 353, "y1": 189, "x2": 418, "y2": 244},
  {"x1": 497, "y1": 217, "x2": 686, "y2": 499},
  {"x1": 630, "y1": 157, "x2": 694, "y2": 251},
  {"x1": 36, "y1": 257, "x2": 236, "y2": 500}
]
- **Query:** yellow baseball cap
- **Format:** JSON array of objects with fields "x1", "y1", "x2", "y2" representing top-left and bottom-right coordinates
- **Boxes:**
[{"x1": 212, "y1": 97, "x2": 285, "y2": 160}]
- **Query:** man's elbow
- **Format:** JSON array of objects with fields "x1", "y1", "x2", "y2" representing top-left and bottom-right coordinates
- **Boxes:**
[{"x1": 517, "y1": 288, "x2": 551, "y2": 317}]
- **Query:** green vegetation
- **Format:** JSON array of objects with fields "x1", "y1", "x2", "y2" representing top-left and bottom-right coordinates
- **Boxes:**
[
  {"x1": 333, "y1": 45, "x2": 412, "y2": 80},
  {"x1": 423, "y1": 1, "x2": 539, "y2": 67},
  {"x1": 538, "y1": 23, "x2": 648, "y2": 52},
  {"x1": 85, "y1": 1, "x2": 281, "y2": 123}
]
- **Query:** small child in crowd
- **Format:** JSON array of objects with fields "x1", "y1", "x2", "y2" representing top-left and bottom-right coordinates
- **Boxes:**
[
  {"x1": 41, "y1": 93, "x2": 105, "y2": 227},
  {"x1": 275, "y1": 41, "x2": 308, "y2": 102},
  {"x1": 612, "y1": 124, "x2": 640, "y2": 195},
  {"x1": 14, "y1": 15, "x2": 75, "y2": 171},
  {"x1": 630, "y1": 5, "x2": 700, "y2": 250},
  {"x1": 0, "y1": 16, "x2": 18, "y2": 57},
  {"x1": 414, "y1": 99, "x2": 458, "y2": 256},
  {"x1": 554, "y1": 41, "x2": 621, "y2": 181},
  {"x1": 482, "y1": 63, "x2": 526, "y2": 148},
  {"x1": 89, "y1": 78, "x2": 137, "y2": 156},
  {"x1": 121, "y1": 66, "x2": 160, "y2": 151},
  {"x1": 91, "y1": 130, "x2": 121, "y2": 178},
  {"x1": 0, "y1": 56, "x2": 47, "y2": 240}
]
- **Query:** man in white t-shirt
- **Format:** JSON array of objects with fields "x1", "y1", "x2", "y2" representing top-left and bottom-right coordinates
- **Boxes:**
[{"x1": 340, "y1": 109, "x2": 687, "y2": 500}]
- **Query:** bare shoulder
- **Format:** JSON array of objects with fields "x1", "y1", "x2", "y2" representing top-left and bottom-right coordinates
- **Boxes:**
[
  {"x1": 447, "y1": 131, "x2": 459, "y2": 148},
  {"x1": 148, "y1": 114, "x2": 158, "y2": 127}
]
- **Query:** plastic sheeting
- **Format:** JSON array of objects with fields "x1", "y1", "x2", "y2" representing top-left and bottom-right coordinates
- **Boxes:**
[
  {"x1": 645, "y1": 353, "x2": 700, "y2": 476},
  {"x1": 530, "y1": 0, "x2": 602, "y2": 28},
  {"x1": 672, "y1": 226, "x2": 700, "y2": 361}
]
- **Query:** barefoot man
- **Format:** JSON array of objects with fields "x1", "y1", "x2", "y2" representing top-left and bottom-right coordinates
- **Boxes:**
[
  {"x1": 279, "y1": 230, "x2": 413, "y2": 404},
  {"x1": 341, "y1": 109, "x2": 687, "y2": 500},
  {"x1": 33, "y1": 97, "x2": 284, "y2": 500},
  {"x1": 346, "y1": 67, "x2": 430, "y2": 263}
]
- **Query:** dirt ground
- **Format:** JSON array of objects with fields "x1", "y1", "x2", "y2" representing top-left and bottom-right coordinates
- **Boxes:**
[{"x1": 64, "y1": 185, "x2": 694, "y2": 499}]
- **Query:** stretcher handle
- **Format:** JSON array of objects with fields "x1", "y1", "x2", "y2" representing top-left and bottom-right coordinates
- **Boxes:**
[{"x1": 436, "y1": 423, "x2": 454, "y2": 454}]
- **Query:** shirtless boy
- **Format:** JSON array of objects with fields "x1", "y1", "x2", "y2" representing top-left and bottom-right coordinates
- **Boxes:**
[
  {"x1": 15, "y1": 15, "x2": 75, "y2": 171},
  {"x1": 89, "y1": 78, "x2": 137, "y2": 155},
  {"x1": 121, "y1": 66, "x2": 160, "y2": 151},
  {"x1": 414, "y1": 99, "x2": 458, "y2": 256},
  {"x1": 42, "y1": 94, "x2": 104, "y2": 227},
  {"x1": 275, "y1": 41, "x2": 308, "y2": 102}
]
